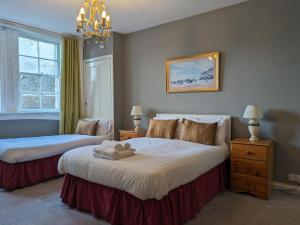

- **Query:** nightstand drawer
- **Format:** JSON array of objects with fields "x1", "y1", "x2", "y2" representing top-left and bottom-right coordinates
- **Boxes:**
[
  {"x1": 120, "y1": 134, "x2": 128, "y2": 141},
  {"x1": 231, "y1": 173, "x2": 267, "y2": 193},
  {"x1": 231, "y1": 144, "x2": 268, "y2": 161},
  {"x1": 231, "y1": 158, "x2": 268, "y2": 177},
  {"x1": 120, "y1": 132, "x2": 136, "y2": 140},
  {"x1": 119, "y1": 129, "x2": 147, "y2": 141}
]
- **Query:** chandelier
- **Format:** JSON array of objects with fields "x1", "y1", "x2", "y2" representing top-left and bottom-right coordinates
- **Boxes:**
[{"x1": 76, "y1": 0, "x2": 111, "y2": 47}]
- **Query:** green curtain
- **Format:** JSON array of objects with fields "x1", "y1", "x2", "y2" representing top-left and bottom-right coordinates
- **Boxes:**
[{"x1": 59, "y1": 37, "x2": 82, "y2": 134}]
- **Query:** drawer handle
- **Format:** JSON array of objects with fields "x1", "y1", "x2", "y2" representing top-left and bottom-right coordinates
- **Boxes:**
[
  {"x1": 246, "y1": 151, "x2": 254, "y2": 155},
  {"x1": 256, "y1": 172, "x2": 260, "y2": 176}
]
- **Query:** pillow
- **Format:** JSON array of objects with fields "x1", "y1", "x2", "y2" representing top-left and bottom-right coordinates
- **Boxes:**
[
  {"x1": 185, "y1": 117, "x2": 228, "y2": 146},
  {"x1": 146, "y1": 119, "x2": 178, "y2": 139},
  {"x1": 153, "y1": 116, "x2": 182, "y2": 139},
  {"x1": 83, "y1": 118, "x2": 113, "y2": 136},
  {"x1": 96, "y1": 119, "x2": 113, "y2": 136},
  {"x1": 179, "y1": 119, "x2": 218, "y2": 145},
  {"x1": 175, "y1": 119, "x2": 183, "y2": 139},
  {"x1": 75, "y1": 119, "x2": 99, "y2": 135},
  {"x1": 153, "y1": 115, "x2": 230, "y2": 146}
]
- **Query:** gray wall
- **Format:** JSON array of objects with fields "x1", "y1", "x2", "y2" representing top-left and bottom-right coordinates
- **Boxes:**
[
  {"x1": 0, "y1": 120, "x2": 59, "y2": 138},
  {"x1": 83, "y1": 36, "x2": 113, "y2": 59},
  {"x1": 112, "y1": 33, "x2": 125, "y2": 139},
  {"x1": 122, "y1": 0, "x2": 300, "y2": 183}
]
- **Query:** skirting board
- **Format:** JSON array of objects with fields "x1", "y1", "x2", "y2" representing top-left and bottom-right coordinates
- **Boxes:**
[{"x1": 273, "y1": 182, "x2": 300, "y2": 195}]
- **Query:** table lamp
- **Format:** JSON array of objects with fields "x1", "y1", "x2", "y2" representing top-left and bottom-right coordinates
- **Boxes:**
[
  {"x1": 243, "y1": 105, "x2": 262, "y2": 141},
  {"x1": 131, "y1": 106, "x2": 143, "y2": 132}
]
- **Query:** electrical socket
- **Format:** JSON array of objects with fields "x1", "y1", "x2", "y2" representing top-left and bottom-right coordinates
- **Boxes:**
[{"x1": 288, "y1": 174, "x2": 300, "y2": 184}]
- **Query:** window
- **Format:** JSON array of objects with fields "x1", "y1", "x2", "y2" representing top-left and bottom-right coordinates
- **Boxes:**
[
  {"x1": 18, "y1": 37, "x2": 60, "y2": 112},
  {"x1": 0, "y1": 26, "x2": 61, "y2": 118}
]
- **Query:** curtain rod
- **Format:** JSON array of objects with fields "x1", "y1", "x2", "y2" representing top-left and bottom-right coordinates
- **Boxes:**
[
  {"x1": 0, "y1": 18, "x2": 63, "y2": 40},
  {"x1": 0, "y1": 19, "x2": 85, "y2": 43}
]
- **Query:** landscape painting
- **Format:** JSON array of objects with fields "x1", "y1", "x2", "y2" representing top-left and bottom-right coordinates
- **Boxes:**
[{"x1": 166, "y1": 52, "x2": 220, "y2": 93}]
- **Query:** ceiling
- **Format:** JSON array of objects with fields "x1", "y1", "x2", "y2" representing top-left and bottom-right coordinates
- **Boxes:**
[{"x1": 0, "y1": 0, "x2": 248, "y2": 34}]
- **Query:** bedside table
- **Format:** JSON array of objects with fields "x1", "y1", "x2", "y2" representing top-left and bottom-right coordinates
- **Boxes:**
[
  {"x1": 230, "y1": 138, "x2": 273, "y2": 200},
  {"x1": 119, "y1": 129, "x2": 147, "y2": 141}
]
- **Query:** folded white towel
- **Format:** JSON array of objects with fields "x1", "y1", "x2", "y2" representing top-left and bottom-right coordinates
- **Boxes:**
[
  {"x1": 102, "y1": 140, "x2": 120, "y2": 146},
  {"x1": 94, "y1": 146, "x2": 130, "y2": 155},
  {"x1": 102, "y1": 140, "x2": 124, "y2": 151},
  {"x1": 93, "y1": 149, "x2": 135, "y2": 160},
  {"x1": 93, "y1": 145, "x2": 107, "y2": 153},
  {"x1": 93, "y1": 152, "x2": 116, "y2": 160},
  {"x1": 114, "y1": 144, "x2": 123, "y2": 151},
  {"x1": 122, "y1": 143, "x2": 131, "y2": 150}
]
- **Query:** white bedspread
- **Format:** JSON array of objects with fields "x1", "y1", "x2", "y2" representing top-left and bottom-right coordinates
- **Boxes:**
[
  {"x1": 58, "y1": 137, "x2": 228, "y2": 200},
  {"x1": 0, "y1": 134, "x2": 108, "y2": 163}
]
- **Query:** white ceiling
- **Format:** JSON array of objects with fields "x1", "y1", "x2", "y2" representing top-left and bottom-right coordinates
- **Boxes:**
[{"x1": 0, "y1": 0, "x2": 247, "y2": 34}]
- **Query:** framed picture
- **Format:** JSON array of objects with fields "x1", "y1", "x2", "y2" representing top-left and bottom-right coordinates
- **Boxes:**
[{"x1": 165, "y1": 51, "x2": 220, "y2": 93}]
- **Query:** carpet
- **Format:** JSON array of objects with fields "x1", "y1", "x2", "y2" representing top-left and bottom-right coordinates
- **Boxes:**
[{"x1": 0, "y1": 177, "x2": 300, "y2": 225}]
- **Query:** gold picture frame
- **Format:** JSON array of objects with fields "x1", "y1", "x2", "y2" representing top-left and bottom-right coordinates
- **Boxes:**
[{"x1": 165, "y1": 51, "x2": 220, "y2": 93}]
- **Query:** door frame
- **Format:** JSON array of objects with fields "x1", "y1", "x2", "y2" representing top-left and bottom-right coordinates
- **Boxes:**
[{"x1": 83, "y1": 54, "x2": 114, "y2": 138}]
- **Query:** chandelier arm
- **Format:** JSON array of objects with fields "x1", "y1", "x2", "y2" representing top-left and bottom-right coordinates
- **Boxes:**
[{"x1": 76, "y1": 0, "x2": 111, "y2": 46}]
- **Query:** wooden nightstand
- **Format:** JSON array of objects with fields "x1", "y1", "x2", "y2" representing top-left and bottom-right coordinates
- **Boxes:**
[
  {"x1": 230, "y1": 138, "x2": 273, "y2": 200},
  {"x1": 119, "y1": 129, "x2": 147, "y2": 141}
]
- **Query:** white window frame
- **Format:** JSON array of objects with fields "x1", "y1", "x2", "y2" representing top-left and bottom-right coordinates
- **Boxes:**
[
  {"x1": 18, "y1": 35, "x2": 61, "y2": 113},
  {"x1": 0, "y1": 22, "x2": 62, "y2": 120},
  {"x1": 0, "y1": 112, "x2": 59, "y2": 121}
]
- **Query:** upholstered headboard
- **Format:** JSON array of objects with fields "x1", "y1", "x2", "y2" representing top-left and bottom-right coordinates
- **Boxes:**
[{"x1": 155, "y1": 114, "x2": 232, "y2": 146}]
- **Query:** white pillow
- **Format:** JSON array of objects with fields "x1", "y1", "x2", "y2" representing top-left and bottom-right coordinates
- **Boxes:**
[{"x1": 96, "y1": 119, "x2": 113, "y2": 136}]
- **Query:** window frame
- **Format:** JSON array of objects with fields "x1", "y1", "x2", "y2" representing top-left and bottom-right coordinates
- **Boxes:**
[{"x1": 17, "y1": 34, "x2": 61, "y2": 113}]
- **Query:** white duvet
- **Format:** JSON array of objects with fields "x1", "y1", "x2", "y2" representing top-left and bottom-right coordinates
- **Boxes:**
[
  {"x1": 58, "y1": 137, "x2": 228, "y2": 200},
  {"x1": 0, "y1": 134, "x2": 108, "y2": 163}
]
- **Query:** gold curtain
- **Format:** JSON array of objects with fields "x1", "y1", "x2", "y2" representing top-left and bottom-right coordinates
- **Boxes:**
[{"x1": 59, "y1": 37, "x2": 82, "y2": 134}]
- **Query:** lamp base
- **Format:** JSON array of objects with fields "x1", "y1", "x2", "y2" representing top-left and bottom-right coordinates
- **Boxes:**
[
  {"x1": 134, "y1": 127, "x2": 142, "y2": 133},
  {"x1": 248, "y1": 123, "x2": 260, "y2": 141},
  {"x1": 249, "y1": 135, "x2": 259, "y2": 141},
  {"x1": 134, "y1": 116, "x2": 141, "y2": 133}
]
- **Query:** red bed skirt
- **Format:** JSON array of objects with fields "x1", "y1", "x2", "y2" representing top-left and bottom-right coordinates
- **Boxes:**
[
  {"x1": 61, "y1": 162, "x2": 226, "y2": 225},
  {"x1": 0, "y1": 154, "x2": 62, "y2": 190}
]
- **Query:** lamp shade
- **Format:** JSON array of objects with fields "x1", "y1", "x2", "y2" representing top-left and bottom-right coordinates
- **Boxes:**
[
  {"x1": 131, "y1": 106, "x2": 143, "y2": 116},
  {"x1": 243, "y1": 105, "x2": 262, "y2": 119}
]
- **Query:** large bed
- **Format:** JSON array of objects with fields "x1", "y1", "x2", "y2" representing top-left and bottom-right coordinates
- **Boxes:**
[
  {"x1": 0, "y1": 119, "x2": 113, "y2": 190},
  {"x1": 58, "y1": 114, "x2": 231, "y2": 225}
]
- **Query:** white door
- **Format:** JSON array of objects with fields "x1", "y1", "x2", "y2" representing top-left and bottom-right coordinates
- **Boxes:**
[{"x1": 83, "y1": 55, "x2": 113, "y2": 119}]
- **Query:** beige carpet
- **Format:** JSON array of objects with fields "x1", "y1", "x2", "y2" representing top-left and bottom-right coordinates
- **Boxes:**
[{"x1": 1, "y1": 178, "x2": 300, "y2": 225}]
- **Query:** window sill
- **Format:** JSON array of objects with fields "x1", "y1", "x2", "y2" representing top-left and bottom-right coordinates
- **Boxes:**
[{"x1": 0, "y1": 112, "x2": 59, "y2": 121}]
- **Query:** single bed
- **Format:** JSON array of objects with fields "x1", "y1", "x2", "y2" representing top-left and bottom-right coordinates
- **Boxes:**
[
  {"x1": 0, "y1": 119, "x2": 113, "y2": 190},
  {"x1": 58, "y1": 114, "x2": 231, "y2": 225}
]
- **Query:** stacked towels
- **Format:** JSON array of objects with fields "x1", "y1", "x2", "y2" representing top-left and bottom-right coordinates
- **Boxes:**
[{"x1": 93, "y1": 140, "x2": 136, "y2": 160}]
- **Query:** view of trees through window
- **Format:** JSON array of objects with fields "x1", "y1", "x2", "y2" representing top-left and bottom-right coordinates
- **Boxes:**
[{"x1": 19, "y1": 37, "x2": 60, "y2": 111}]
